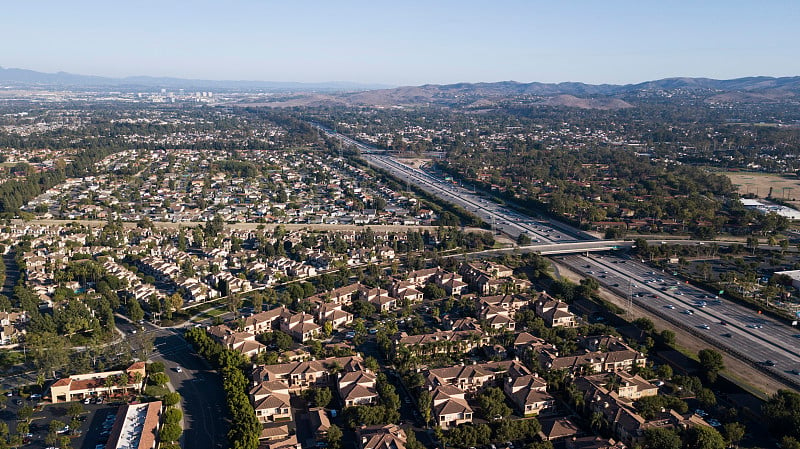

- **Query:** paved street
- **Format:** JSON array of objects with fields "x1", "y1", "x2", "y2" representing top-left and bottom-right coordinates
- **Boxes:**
[{"x1": 127, "y1": 323, "x2": 228, "y2": 449}]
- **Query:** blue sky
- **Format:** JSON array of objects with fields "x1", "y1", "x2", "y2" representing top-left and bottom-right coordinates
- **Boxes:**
[{"x1": 2, "y1": 0, "x2": 798, "y2": 86}]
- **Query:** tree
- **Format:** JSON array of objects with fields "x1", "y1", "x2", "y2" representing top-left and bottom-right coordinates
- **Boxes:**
[
  {"x1": 722, "y1": 422, "x2": 745, "y2": 448},
  {"x1": 59, "y1": 435, "x2": 72, "y2": 449},
  {"x1": 25, "y1": 331, "x2": 69, "y2": 377},
  {"x1": 148, "y1": 361, "x2": 165, "y2": 373},
  {"x1": 270, "y1": 331, "x2": 294, "y2": 352},
  {"x1": 163, "y1": 391, "x2": 182, "y2": 407},
  {"x1": 656, "y1": 364, "x2": 673, "y2": 380},
  {"x1": 685, "y1": 425, "x2": 725, "y2": 449},
  {"x1": 422, "y1": 284, "x2": 446, "y2": 300},
  {"x1": 697, "y1": 349, "x2": 724, "y2": 383},
  {"x1": 327, "y1": 424, "x2": 343, "y2": 449},
  {"x1": 365, "y1": 356, "x2": 380, "y2": 373},
  {"x1": 642, "y1": 427, "x2": 681, "y2": 449},
  {"x1": 763, "y1": 389, "x2": 800, "y2": 440},
  {"x1": 17, "y1": 405, "x2": 33, "y2": 422},
  {"x1": 48, "y1": 419, "x2": 66, "y2": 434},
  {"x1": 128, "y1": 299, "x2": 144, "y2": 322},
  {"x1": 311, "y1": 387, "x2": 332, "y2": 409},
  {"x1": 165, "y1": 293, "x2": 184, "y2": 319},
  {"x1": 160, "y1": 422, "x2": 183, "y2": 442},
  {"x1": 476, "y1": 387, "x2": 511, "y2": 420},
  {"x1": 696, "y1": 388, "x2": 717, "y2": 408},
  {"x1": 418, "y1": 390, "x2": 432, "y2": 427},
  {"x1": 67, "y1": 402, "x2": 84, "y2": 420},
  {"x1": 589, "y1": 411, "x2": 605, "y2": 433},
  {"x1": 781, "y1": 437, "x2": 800, "y2": 449},
  {"x1": 149, "y1": 372, "x2": 170, "y2": 386},
  {"x1": 163, "y1": 408, "x2": 183, "y2": 425}
]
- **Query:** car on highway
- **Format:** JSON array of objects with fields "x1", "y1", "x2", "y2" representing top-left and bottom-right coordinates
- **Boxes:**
[
  {"x1": 791, "y1": 369, "x2": 800, "y2": 375},
  {"x1": 746, "y1": 324, "x2": 763, "y2": 329},
  {"x1": 699, "y1": 324, "x2": 710, "y2": 330},
  {"x1": 683, "y1": 309, "x2": 693, "y2": 315},
  {"x1": 665, "y1": 304, "x2": 675, "y2": 309},
  {"x1": 763, "y1": 360, "x2": 776, "y2": 367},
  {"x1": 175, "y1": 366, "x2": 182, "y2": 373}
]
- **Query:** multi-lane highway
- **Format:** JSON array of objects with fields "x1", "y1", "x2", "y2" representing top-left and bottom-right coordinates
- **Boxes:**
[
  {"x1": 317, "y1": 124, "x2": 581, "y2": 241},
  {"x1": 316, "y1": 123, "x2": 800, "y2": 390},
  {"x1": 559, "y1": 254, "x2": 800, "y2": 387}
]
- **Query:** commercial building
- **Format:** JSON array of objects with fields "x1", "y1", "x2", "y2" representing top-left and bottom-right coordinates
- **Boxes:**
[
  {"x1": 49, "y1": 362, "x2": 146, "y2": 403},
  {"x1": 104, "y1": 401, "x2": 162, "y2": 449}
]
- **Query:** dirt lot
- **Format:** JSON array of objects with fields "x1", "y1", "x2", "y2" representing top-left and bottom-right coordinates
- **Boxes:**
[
  {"x1": 394, "y1": 157, "x2": 432, "y2": 169},
  {"x1": 724, "y1": 171, "x2": 800, "y2": 208},
  {"x1": 553, "y1": 261, "x2": 790, "y2": 398}
]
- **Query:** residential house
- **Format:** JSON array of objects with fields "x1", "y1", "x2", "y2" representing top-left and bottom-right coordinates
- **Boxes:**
[
  {"x1": 280, "y1": 312, "x2": 321, "y2": 342},
  {"x1": 338, "y1": 370, "x2": 379, "y2": 407},
  {"x1": 539, "y1": 343, "x2": 647, "y2": 374},
  {"x1": 250, "y1": 380, "x2": 292, "y2": 423},
  {"x1": 207, "y1": 324, "x2": 267, "y2": 358},
  {"x1": 478, "y1": 304, "x2": 516, "y2": 331},
  {"x1": 394, "y1": 330, "x2": 490, "y2": 357},
  {"x1": 504, "y1": 374, "x2": 554, "y2": 416},
  {"x1": 389, "y1": 280, "x2": 424, "y2": 304},
  {"x1": 308, "y1": 408, "x2": 331, "y2": 442},
  {"x1": 241, "y1": 306, "x2": 292, "y2": 334},
  {"x1": 253, "y1": 356, "x2": 365, "y2": 392},
  {"x1": 534, "y1": 295, "x2": 576, "y2": 328},
  {"x1": 318, "y1": 303, "x2": 354, "y2": 330},
  {"x1": 431, "y1": 385, "x2": 473, "y2": 429},
  {"x1": 357, "y1": 424, "x2": 408, "y2": 449},
  {"x1": 539, "y1": 417, "x2": 581, "y2": 442}
]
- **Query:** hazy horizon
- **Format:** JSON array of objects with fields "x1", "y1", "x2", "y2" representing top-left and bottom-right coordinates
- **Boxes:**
[{"x1": 2, "y1": 0, "x2": 799, "y2": 86}]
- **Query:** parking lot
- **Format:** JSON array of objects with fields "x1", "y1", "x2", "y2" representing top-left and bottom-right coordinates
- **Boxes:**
[{"x1": 0, "y1": 392, "x2": 121, "y2": 449}]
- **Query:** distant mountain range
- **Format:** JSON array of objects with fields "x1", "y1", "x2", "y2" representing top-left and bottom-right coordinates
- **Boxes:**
[
  {"x1": 336, "y1": 76, "x2": 800, "y2": 108},
  {"x1": 1, "y1": 66, "x2": 799, "y2": 108},
  {"x1": 0, "y1": 66, "x2": 391, "y2": 92}
]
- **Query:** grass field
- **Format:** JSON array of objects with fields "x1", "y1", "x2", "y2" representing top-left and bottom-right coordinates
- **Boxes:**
[{"x1": 723, "y1": 171, "x2": 800, "y2": 206}]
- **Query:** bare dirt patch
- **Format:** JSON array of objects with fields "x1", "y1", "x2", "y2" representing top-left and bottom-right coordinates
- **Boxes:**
[
  {"x1": 394, "y1": 158, "x2": 432, "y2": 169},
  {"x1": 724, "y1": 171, "x2": 800, "y2": 208}
]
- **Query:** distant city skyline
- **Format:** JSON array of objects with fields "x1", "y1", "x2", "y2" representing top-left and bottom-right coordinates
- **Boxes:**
[{"x1": 3, "y1": 0, "x2": 799, "y2": 86}]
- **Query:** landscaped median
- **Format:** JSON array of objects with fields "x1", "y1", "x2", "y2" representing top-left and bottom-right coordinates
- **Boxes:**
[{"x1": 143, "y1": 361, "x2": 184, "y2": 448}]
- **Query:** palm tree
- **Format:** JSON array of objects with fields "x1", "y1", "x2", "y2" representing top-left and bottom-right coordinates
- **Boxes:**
[
  {"x1": 590, "y1": 411, "x2": 605, "y2": 434},
  {"x1": 104, "y1": 375, "x2": 116, "y2": 399}
]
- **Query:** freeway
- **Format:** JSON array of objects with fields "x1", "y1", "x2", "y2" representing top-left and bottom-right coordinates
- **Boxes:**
[
  {"x1": 558, "y1": 253, "x2": 800, "y2": 389},
  {"x1": 316, "y1": 124, "x2": 800, "y2": 391},
  {"x1": 315, "y1": 124, "x2": 582, "y2": 242}
]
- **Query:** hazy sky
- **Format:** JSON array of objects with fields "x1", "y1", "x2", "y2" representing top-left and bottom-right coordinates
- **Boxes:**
[{"x1": 2, "y1": 0, "x2": 798, "y2": 86}]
